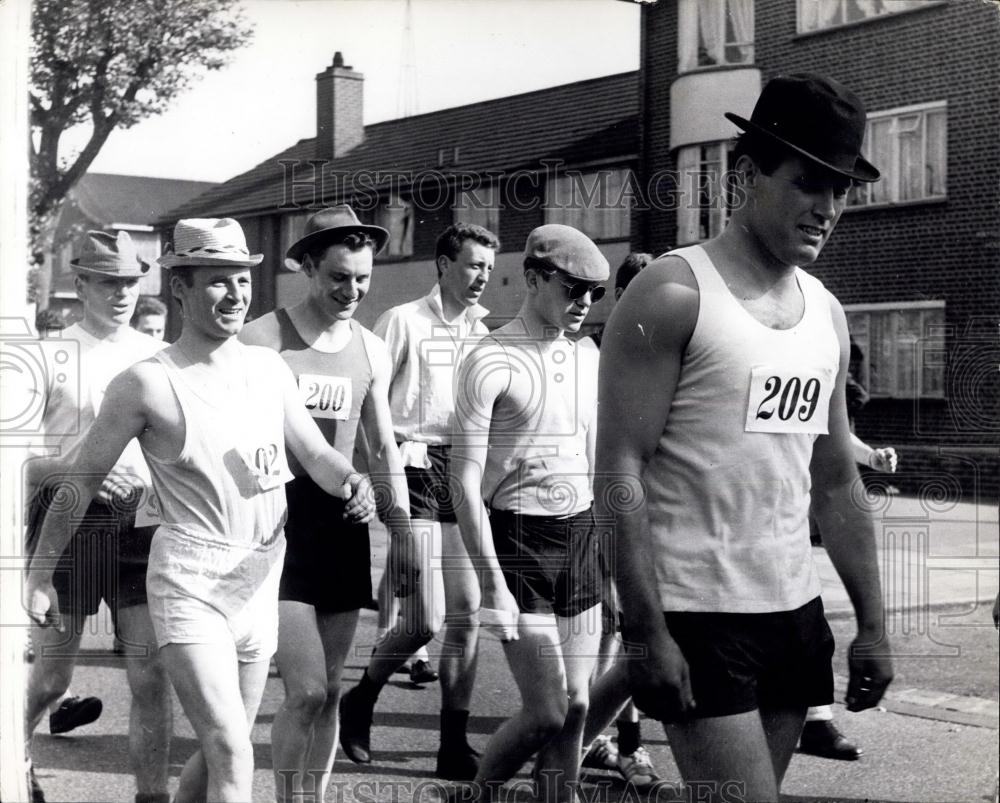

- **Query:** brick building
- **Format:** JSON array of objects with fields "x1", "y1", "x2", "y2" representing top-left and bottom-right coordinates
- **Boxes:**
[{"x1": 637, "y1": 0, "x2": 999, "y2": 498}]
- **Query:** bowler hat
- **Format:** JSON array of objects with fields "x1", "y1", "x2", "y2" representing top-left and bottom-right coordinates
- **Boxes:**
[
  {"x1": 158, "y1": 218, "x2": 263, "y2": 268},
  {"x1": 285, "y1": 205, "x2": 390, "y2": 269},
  {"x1": 70, "y1": 230, "x2": 150, "y2": 277},
  {"x1": 523, "y1": 224, "x2": 609, "y2": 282},
  {"x1": 725, "y1": 73, "x2": 880, "y2": 183}
]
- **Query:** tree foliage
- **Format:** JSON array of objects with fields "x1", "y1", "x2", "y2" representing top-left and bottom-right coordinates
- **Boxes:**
[{"x1": 28, "y1": 0, "x2": 253, "y2": 301}]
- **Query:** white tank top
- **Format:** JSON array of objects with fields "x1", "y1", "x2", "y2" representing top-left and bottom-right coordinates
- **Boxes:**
[
  {"x1": 646, "y1": 245, "x2": 839, "y2": 613},
  {"x1": 142, "y1": 346, "x2": 290, "y2": 548}
]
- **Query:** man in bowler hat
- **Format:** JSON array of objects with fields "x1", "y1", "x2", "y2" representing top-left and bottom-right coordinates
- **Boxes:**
[{"x1": 598, "y1": 74, "x2": 894, "y2": 800}]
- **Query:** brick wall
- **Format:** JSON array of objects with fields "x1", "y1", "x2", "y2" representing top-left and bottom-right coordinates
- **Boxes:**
[{"x1": 641, "y1": 0, "x2": 1000, "y2": 498}]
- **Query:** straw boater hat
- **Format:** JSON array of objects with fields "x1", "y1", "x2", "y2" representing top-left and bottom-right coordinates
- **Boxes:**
[
  {"x1": 157, "y1": 218, "x2": 263, "y2": 268},
  {"x1": 70, "y1": 230, "x2": 150, "y2": 277},
  {"x1": 725, "y1": 73, "x2": 880, "y2": 183},
  {"x1": 284, "y1": 205, "x2": 390, "y2": 270}
]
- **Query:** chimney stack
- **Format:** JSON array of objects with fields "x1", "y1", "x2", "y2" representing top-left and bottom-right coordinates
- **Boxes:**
[{"x1": 316, "y1": 52, "x2": 364, "y2": 160}]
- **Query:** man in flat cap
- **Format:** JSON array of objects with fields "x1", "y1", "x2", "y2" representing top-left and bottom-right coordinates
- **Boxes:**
[
  {"x1": 599, "y1": 74, "x2": 894, "y2": 800},
  {"x1": 449, "y1": 224, "x2": 609, "y2": 802},
  {"x1": 23, "y1": 230, "x2": 171, "y2": 803},
  {"x1": 25, "y1": 218, "x2": 376, "y2": 803}
]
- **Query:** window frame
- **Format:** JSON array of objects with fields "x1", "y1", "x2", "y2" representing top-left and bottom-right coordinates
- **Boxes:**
[
  {"x1": 843, "y1": 301, "x2": 947, "y2": 400},
  {"x1": 796, "y1": 0, "x2": 941, "y2": 36},
  {"x1": 375, "y1": 194, "x2": 415, "y2": 259},
  {"x1": 543, "y1": 167, "x2": 633, "y2": 242},
  {"x1": 453, "y1": 183, "x2": 500, "y2": 234},
  {"x1": 675, "y1": 141, "x2": 737, "y2": 246},
  {"x1": 678, "y1": 0, "x2": 755, "y2": 73}
]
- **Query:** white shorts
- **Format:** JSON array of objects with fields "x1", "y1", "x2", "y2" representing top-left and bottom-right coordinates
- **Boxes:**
[{"x1": 146, "y1": 526, "x2": 286, "y2": 663}]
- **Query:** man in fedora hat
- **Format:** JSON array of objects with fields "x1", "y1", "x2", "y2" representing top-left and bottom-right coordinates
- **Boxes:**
[
  {"x1": 598, "y1": 74, "x2": 894, "y2": 800},
  {"x1": 23, "y1": 230, "x2": 173, "y2": 803},
  {"x1": 338, "y1": 221, "x2": 500, "y2": 780},
  {"x1": 239, "y1": 205, "x2": 418, "y2": 803},
  {"x1": 449, "y1": 224, "x2": 609, "y2": 802},
  {"x1": 25, "y1": 217, "x2": 377, "y2": 803}
]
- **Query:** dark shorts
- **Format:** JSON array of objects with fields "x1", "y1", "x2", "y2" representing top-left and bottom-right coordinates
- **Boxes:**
[
  {"x1": 489, "y1": 507, "x2": 603, "y2": 618},
  {"x1": 404, "y1": 444, "x2": 458, "y2": 522},
  {"x1": 279, "y1": 476, "x2": 372, "y2": 613},
  {"x1": 663, "y1": 596, "x2": 835, "y2": 719},
  {"x1": 25, "y1": 488, "x2": 153, "y2": 617}
]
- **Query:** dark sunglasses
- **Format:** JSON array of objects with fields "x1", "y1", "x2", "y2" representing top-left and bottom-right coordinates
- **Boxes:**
[{"x1": 542, "y1": 269, "x2": 606, "y2": 302}]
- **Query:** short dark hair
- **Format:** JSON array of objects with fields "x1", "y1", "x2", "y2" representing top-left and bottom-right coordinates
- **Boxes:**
[
  {"x1": 732, "y1": 131, "x2": 794, "y2": 176},
  {"x1": 133, "y1": 295, "x2": 167, "y2": 318},
  {"x1": 35, "y1": 309, "x2": 65, "y2": 334},
  {"x1": 615, "y1": 252, "x2": 651, "y2": 291},
  {"x1": 170, "y1": 267, "x2": 196, "y2": 288},
  {"x1": 303, "y1": 231, "x2": 376, "y2": 267},
  {"x1": 435, "y1": 223, "x2": 500, "y2": 263}
]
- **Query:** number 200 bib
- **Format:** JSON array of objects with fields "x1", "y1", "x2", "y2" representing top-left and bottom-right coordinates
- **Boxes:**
[
  {"x1": 744, "y1": 366, "x2": 832, "y2": 435},
  {"x1": 299, "y1": 373, "x2": 352, "y2": 420}
]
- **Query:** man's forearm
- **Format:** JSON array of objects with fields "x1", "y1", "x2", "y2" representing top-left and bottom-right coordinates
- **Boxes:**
[{"x1": 614, "y1": 504, "x2": 667, "y2": 638}]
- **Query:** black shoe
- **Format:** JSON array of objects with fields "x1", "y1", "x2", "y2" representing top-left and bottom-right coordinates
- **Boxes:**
[
  {"x1": 436, "y1": 743, "x2": 480, "y2": 781},
  {"x1": 29, "y1": 763, "x2": 46, "y2": 803},
  {"x1": 49, "y1": 695, "x2": 103, "y2": 735},
  {"x1": 409, "y1": 659, "x2": 439, "y2": 685},
  {"x1": 338, "y1": 686, "x2": 374, "y2": 764},
  {"x1": 799, "y1": 720, "x2": 862, "y2": 760}
]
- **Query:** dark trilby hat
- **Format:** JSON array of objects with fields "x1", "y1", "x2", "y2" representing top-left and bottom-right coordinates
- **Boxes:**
[
  {"x1": 70, "y1": 230, "x2": 150, "y2": 276},
  {"x1": 285, "y1": 205, "x2": 390, "y2": 269},
  {"x1": 725, "y1": 73, "x2": 880, "y2": 183}
]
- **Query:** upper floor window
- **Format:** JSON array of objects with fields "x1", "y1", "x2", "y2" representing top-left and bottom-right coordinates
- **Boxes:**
[
  {"x1": 845, "y1": 302, "x2": 946, "y2": 399},
  {"x1": 799, "y1": 0, "x2": 928, "y2": 33},
  {"x1": 850, "y1": 102, "x2": 946, "y2": 207},
  {"x1": 376, "y1": 195, "x2": 414, "y2": 258},
  {"x1": 678, "y1": 0, "x2": 754, "y2": 73},
  {"x1": 453, "y1": 183, "x2": 499, "y2": 234},
  {"x1": 676, "y1": 142, "x2": 737, "y2": 245},
  {"x1": 544, "y1": 168, "x2": 632, "y2": 241}
]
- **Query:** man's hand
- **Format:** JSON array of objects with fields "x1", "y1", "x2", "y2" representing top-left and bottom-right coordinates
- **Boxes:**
[
  {"x1": 480, "y1": 576, "x2": 519, "y2": 642},
  {"x1": 24, "y1": 574, "x2": 63, "y2": 631},
  {"x1": 624, "y1": 628, "x2": 696, "y2": 723},
  {"x1": 868, "y1": 447, "x2": 898, "y2": 473},
  {"x1": 845, "y1": 634, "x2": 894, "y2": 711},
  {"x1": 341, "y1": 473, "x2": 376, "y2": 523},
  {"x1": 96, "y1": 468, "x2": 145, "y2": 505},
  {"x1": 387, "y1": 528, "x2": 420, "y2": 598}
]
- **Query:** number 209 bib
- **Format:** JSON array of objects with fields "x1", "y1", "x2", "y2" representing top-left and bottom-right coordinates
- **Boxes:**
[
  {"x1": 744, "y1": 365, "x2": 832, "y2": 435},
  {"x1": 299, "y1": 373, "x2": 352, "y2": 420}
]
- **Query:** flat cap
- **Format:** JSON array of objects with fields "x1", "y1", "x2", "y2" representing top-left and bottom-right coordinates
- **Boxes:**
[{"x1": 524, "y1": 224, "x2": 609, "y2": 282}]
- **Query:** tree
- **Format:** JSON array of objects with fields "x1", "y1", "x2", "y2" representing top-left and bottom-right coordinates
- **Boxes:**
[{"x1": 29, "y1": 0, "x2": 253, "y2": 306}]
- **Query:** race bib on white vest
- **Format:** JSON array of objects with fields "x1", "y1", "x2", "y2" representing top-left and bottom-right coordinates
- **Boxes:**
[{"x1": 744, "y1": 365, "x2": 832, "y2": 435}]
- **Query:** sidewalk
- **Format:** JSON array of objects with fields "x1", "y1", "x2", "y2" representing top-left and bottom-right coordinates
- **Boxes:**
[{"x1": 814, "y1": 493, "x2": 999, "y2": 618}]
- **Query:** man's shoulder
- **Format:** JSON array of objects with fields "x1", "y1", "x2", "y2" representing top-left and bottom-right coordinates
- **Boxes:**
[
  {"x1": 239, "y1": 310, "x2": 282, "y2": 348},
  {"x1": 377, "y1": 297, "x2": 427, "y2": 324}
]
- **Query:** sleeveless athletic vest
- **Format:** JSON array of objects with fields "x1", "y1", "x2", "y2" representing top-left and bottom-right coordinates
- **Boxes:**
[
  {"x1": 271, "y1": 310, "x2": 374, "y2": 473},
  {"x1": 142, "y1": 346, "x2": 290, "y2": 547},
  {"x1": 645, "y1": 245, "x2": 839, "y2": 613}
]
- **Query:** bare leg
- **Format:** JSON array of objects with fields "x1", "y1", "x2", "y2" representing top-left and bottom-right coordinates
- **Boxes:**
[
  {"x1": 665, "y1": 711, "x2": 780, "y2": 803},
  {"x1": 582, "y1": 660, "x2": 631, "y2": 747},
  {"x1": 438, "y1": 521, "x2": 481, "y2": 711},
  {"x1": 164, "y1": 643, "x2": 270, "y2": 803},
  {"x1": 117, "y1": 604, "x2": 172, "y2": 797},
  {"x1": 25, "y1": 614, "x2": 85, "y2": 740},
  {"x1": 760, "y1": 706, "x2": 807, "y2": 786}
]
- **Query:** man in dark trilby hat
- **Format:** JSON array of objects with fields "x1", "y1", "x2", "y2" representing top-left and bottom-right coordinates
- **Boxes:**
[
  {"x1": 23, "y1": 230, "x2": 173, "y2": 803},
  {"x1": 598, "y1": 74, "x2": 894, "y2": 800}
]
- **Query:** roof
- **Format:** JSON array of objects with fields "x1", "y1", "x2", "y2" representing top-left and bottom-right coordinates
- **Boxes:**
[
  {"x1": 73, "y1": 173, "x2": 217, "y2": 226},
  {"x1": 162, "y1": 70, "x2": 639, "y2": 222}
]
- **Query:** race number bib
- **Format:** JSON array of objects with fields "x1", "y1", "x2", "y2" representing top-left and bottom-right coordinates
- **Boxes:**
[
  {"x1": 298, "y1": 373, "x2": 351, "y2": 420},
  {"x1": 744, "y1": 366, "x2": 832, "y2": 434},
  {"x1": 240, "y1": 442, "x2": 288, "y2": 491}
]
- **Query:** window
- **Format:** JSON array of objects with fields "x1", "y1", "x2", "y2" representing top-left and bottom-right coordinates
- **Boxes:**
[
  {"x1": 850, "y1": 103, "x2": 946, "y2": 207},
  {"x1": 678, "y1": 0, "x2": 754, "y2": 73},
  {"x1": 799, "y1": 0, "x2": 928, "y2": 33},
  {"x1": 544, "y1": 168, "x2": 632, "y2": 241},
  {"x1": 676, "y1": 142, "x2": 737, "y2": 244},
  {"x1": 280, "y1": 212, "x2": 310, "y2": 267},
  {"x1": 376, "y1": 195, "x2": 414, "y2": 258},
  {"x1": 845, "y1": 303, "x2": 946, "y2": 399},
  {"x1": 453, "y1": 183, "x2": 499, "y2": 234}
]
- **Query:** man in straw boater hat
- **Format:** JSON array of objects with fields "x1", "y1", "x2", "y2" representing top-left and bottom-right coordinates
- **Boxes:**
[
  {"x1": 25, "y1": 218, "x2": 377, "y2": 803},
  {"x1": 239, "y1": 205, "x2": 418, "y2": 803},
  {"x1": 598, "y1": 74, "x2": 894, "y2": 801},
  {"x1": 449, "y1": 224, "x2": 610, "y2": 802},
  {"x1": 22, "y1": 230, "x2": 172, "y2": 803}
]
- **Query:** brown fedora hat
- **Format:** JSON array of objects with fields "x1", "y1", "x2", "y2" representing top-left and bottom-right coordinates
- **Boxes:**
[
  {"x1": 70, "y1": 230, "x2": 150, "y2": 277},
  {"x1": 725, "y1": 73, "x2": 880, "y2": 183},
  {"x1": 285, "y1": 205, "x2": 390, "y2": 269}
]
